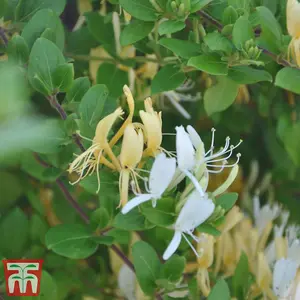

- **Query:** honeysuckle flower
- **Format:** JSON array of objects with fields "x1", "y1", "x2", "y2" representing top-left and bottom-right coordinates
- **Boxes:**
[
  {"x1": 287, "y1": 0, "x2": 300, "y2": 66},
  {"x1": 256, "y1": 252, "x2": 275, "y2": 299},
  {"x1": 121, "y1": 153, "x2": 176, "y2": 214},
  {"x1": 68, "y1": 107, "x2": 124, "y2": 192},
  {"x1": 119, "y1": 124, "x2": 144, "y2": 207},
  {"x1": 273, "y1": 258, "x2": 299, "y2": 298},
  {"x1": 186, "y1": 125, "x2": 242, "y2": 175},
  {"x1": 109, "y1": 85, "x2": 135, "y2": 147},
  {"x1": 196, "y1": 234, "x2": 215, "y2": 296},
  {"x1": 253, "y1": 195, "x2": 280, "y2": 248},
  {"x1": 162, "y1": 189, "x2": 215, "y2": 260},
  {"x1": 139, "y1": 98, "x2": 163, "y2": 157},
  {"x1": 118, "y1": 264, "x2": 136, "y2": 300},
  {"x1": 175, "y1": 125, "x2": 204, "y2": 196}
]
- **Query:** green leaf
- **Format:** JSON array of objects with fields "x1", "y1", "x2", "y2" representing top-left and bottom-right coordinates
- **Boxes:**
[
  {"x1": 208, "y1": 279, "x2": 230, "y2": 300},
  {"x1": 89, "y1": 236, "x2": 114, "y2": 246},
  {"x1": 188, "y1": 54, "x2": 228, "y2": 75},
  {"x1": 65, "y1": 77, "x2": 91, "y2": 103},
  {"x1": 21, "y1": 271, "x2": 58, "y2": 300},
  {"x1": 151, "y1": 65, "x2": 186, "y2": 94},
  {"x1": 79, "y1": 84, "x2": 109, "y2": 129},
  {"x1": 158, "y1": 38, "x2": 201, "y2": 59},
  {"x1": 232, "y1": 252, "x2": 249, "y2": 299},
  {"x1": 90, "y1": 207, "x2": 110, "y2": 230},
  {"x1": 30, "y1": 214, "x2": 48, "y2": 244},
  {"x1": 256, "y1": 6, "x2": 282, "y2": 52},
  {"x1": 204, "y1": 76, "x2": 239, "y2": 115},
  {"x1": 120, "y1": 20, "x2": 154, "y2": 46},
  {"x1": 215, "y1": 193, "x2": 238, "y2": 212},
  {"x1": 283, "y1": 122, "x2": 300, "y2": 166},
  {"x1": 190, "y1": 0, "x2": 213, "y2": 12},
  {"x1": 0, "y1": 208, "x2": 29, "y2": 258},
  {"x1": 52, "y1": 63, "x2": 74, "y2": 92},
  {"x1": 275, "y1": 67, "x2": 300, "y2": 94},
  {"x1": 141, "y1": 198, "x2": 176, "y2": 226},
  {"x1": 119, "y1": 0, "x2": 158, "y2": 21},
  {"x1": 114, "y1": 209, "x2": 154, "y2": 231},
  {"x1": 228, "y1": 66, "x2": 272, "y2": 84},
  {"x1": 0, "y1": 0, "x2": 7, "y2": 18},
  {"x1": 16, "y1": 0, "x2": 66, "y2": 21},
  {"x1": 7, "y1": 35, "x2": 29, "y2": 65},
  {"x1": 132, "y1": 241, "x2": 161, "y2": 295},
  {"x1": 27, "y1": 119, "x2": 67, "y2": 154},
  {"x1": 21, "y1": 9, "x2": 65, "y2": 50},
  {"x1": 160, "y1": 255, "x2": 185, "y2": 283},
  {"x1": 204, "y1": 32, "x2": 233, "y2": 54},
  {"x1": 0, "y1": 172, "x2": 23, "y2": 210},
  {"x1": 158, "y1": 20, "x2": 186, "y2": 35},
  {"x1": 45, "y1": 224, "x2": 98, "y2": 259},
  {"x1": 232, "y1": 16, "x2": 254, "y2": 50},
  {"x1": 197, "y1": 224, "x2": 221, "y2": 236},
  {"x1": 96, "y1": 63, "x2": 128, "y2": 98},
  {"x1": 222, "y1": 6, "x2": 238, "y2": 25},
  {"x1": 85, "y1": 12, "x2": 115, "y2": 55},
  {"x1": 28, "y1": 38, "x2": 65, "y2": 95}
]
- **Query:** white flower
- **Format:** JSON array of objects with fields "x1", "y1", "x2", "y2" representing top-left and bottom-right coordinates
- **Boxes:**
[
  {"x1": 273, "y1": 258, "x2": 298, "y2": 298},
  {"x1": 118, "y1": 264, "x2": 136, "y2": 300},
  {"x1": 159, "y1": 80, "x2": 201, "y2": 120},
  {"x1": 175, "y1": 126, "x2": 205, "y2": 196},
  {"x1": 253, "y1": 195, "x2": 280, "y2": 235},
  {"x1": 121, "y1": 153, "x2": 176, "y2": 214},
  {"x1": 162, "y1": 189, "x2": 215, "y2": 260},
  {"x1": 186, "y1": 125, "x2": 242, "y2": 174}
]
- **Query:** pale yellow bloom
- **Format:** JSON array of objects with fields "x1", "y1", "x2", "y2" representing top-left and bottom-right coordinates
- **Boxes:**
[
  {"x1": 109, "y1": 85, "x2": 135, "y2": 147},
  {"x1": 69, "y1": 108, "x2": 123, "y2": 192},
  {"x1": 139, "y1": 98, "x2": 163, "y2": 157},
  {"x1": 287, "y1": 0, "x2": 300, "y2": 66},
  {"x1": 119, "y1": 124, "x2": 144, "y2": 207},
  {"x1": 287, "y1": 0, "x2": 300, "y2": 38},
  {"x1": 256, "y1": 252, "x2": 276, "y2": 299},
  {"x1": 219, "y1": 206, "x2": 244, "y2": 233}
]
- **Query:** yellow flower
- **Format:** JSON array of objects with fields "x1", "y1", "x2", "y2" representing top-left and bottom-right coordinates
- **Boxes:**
[
  {"x1": 68, "y1": 107, "x2": 124, "y2": 192},
  {"x1": 219, "y1": 206, "x2": 244, "y2": 233},
  {"x1": 287, "y1": 0, "x2": 300, "y2": 66},
  {"x1": 287, "y1": 0, "x2": 300, "y2": 38},
  {"x1": 139, "y1": 98, "x2": 163, "y2": 157},
  {"x1": 119, "y1": 124, "x2": 144, "y2": 207},
  {"x1": 109, "y1": 85, "x2": 135, "y2": 147}
]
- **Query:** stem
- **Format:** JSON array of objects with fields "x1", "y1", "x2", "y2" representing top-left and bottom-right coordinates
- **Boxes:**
[
  {"x1": 46, "y1": 94, "x2": 86, "y2": 152},
  {"x1": 33, "y1": 155, "x2": 136, "y2": 275},
  {"x1": 65, "y1": 53, "x2": 178, "y2": 65},
  {"x1": 0, "y1": 28, "x2": 8, "y2": 46},
  {"x1": 56, "y1": 178, "x2": 90, "y2": 223},
  {"x1": 197, "y1": 9, "x2": 297, "y2": 69}
]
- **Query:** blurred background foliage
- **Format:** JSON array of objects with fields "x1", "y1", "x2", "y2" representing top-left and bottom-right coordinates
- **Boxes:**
[{"x1": 0, "y1": 0, "x2": 300, "y2": 299}]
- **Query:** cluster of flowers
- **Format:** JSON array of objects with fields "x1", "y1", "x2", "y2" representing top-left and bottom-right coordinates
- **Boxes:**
[{"x1": 69, "y1": 85, "x2": 242, "y2": 260}]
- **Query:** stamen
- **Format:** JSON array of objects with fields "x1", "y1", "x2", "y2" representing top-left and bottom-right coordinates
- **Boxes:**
[{"x1": 182, "y1": 232, "x2": 200, "y2": 258}]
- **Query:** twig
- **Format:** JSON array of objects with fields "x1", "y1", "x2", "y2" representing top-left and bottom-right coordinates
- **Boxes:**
[
  {"x1": 0, "y1": 28, "x2": 8, "y2": 46},
  {"x1": 56, "y1": 178, "x2": 90, "y2": 223},
  {"x1": 46, "y1": 94, "x2": 86, "y2": 152},
  {"x1": 33, "y1": 153, "x2": 89, "y2": 222},
  {"x1": 197, "y1": 9, "x2": 295, "y2": 69},
  {"x1": 33, "y1": 153, "x2": 136, "y2": 274}
]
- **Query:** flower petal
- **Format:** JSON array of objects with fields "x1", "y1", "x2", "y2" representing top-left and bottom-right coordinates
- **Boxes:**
[
  {"x1": 186, "y1": 125, "x2": 203, "y2": 150},
  {"x1": 163, "y1": 231, "x2": 182, "y2": 260},
  {"x1": 273, "y1": 258, "x2": 298, "y2": 297},
  {"x1": 176, "y1": 190, "x2": 215, "y2": 232},
  {"x1": 176, "y1": 126, "x2": 195, "y2": 171},
  {"x1": 121, "y1": 194, "x2": 153, "y2": 214},
  {"x1": 149, "y1": 153, "x2": 176, "y2": 195}
]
